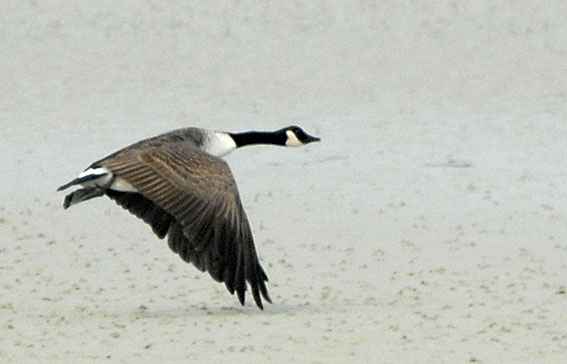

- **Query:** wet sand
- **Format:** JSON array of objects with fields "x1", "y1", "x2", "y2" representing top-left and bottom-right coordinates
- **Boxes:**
[{"x1": 1, "y1": 2, "x2": 566, "y2": 363}]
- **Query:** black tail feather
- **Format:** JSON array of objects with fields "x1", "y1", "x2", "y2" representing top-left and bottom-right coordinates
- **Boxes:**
[
  {"x1": 58, "y1": 170, "x2": 109, "y2": 191},
  {"x1": 58, "y1": 178, "x2": 82, "y2": 191}
]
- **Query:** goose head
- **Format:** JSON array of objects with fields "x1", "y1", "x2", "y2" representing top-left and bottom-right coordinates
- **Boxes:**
[{"x1": 278, "y1": 125, "x2": 321, "y2": 147}]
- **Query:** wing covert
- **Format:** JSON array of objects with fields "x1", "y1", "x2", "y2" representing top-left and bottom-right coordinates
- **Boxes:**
[{"x1": 101, "y1": 146, "x2": 271, "y2": 308}]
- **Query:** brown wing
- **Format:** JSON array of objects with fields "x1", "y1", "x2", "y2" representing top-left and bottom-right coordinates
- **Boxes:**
[{"x1": 100, "y1": 145, "x2": 271, "y2": 309}]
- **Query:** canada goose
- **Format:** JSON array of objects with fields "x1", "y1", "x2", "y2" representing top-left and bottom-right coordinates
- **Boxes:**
[{"x1": 58, "y1": 126, "x2": 320, "y2": 309}]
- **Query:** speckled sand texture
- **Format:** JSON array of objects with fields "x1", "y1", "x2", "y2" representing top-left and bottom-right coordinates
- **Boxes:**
[{"x1": 1, "y1": 2, "x2": 566, "y2": 363}]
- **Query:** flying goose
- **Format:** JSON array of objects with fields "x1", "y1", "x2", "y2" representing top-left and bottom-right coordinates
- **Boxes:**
[{"x1": 58, "y1": 126, "x2": 320, "y2": 309}]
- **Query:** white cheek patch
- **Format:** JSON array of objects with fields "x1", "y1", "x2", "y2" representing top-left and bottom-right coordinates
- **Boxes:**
[{"x1": 285, "y1": 130, "x2": 302, "y2": 147}]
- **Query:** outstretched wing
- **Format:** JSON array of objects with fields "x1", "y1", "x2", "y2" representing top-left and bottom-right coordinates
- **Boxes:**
[{"x1": 99, "y1": 145, "x2": 271, "y2": 309}]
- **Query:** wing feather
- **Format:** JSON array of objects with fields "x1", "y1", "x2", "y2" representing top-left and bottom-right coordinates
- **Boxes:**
[{"x1": 100, "y1": 145, "x2": 271, "y2": 309}]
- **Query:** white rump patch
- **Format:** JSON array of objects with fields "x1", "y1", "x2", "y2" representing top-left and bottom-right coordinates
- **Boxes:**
[
  {"x1": 77, "y1": 167, "x2": 112, "y2": 188},
  {"x1": 285, "y1": 130, "x2": 302, "y2": 147},
  {"x1": 78, "y1": 167, "x2": 137, "y2": 192},
  {"x1": 78, "y1": 167, "x2": 108, "y2": 180},
  {"x1": 204, "y1": 131, "x2": 238, "y2": 157}
]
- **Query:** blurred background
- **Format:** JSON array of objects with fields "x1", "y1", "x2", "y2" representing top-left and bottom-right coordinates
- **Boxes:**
[{"x1": 1, "y1": 1, "x2": 566, "y2": 363}]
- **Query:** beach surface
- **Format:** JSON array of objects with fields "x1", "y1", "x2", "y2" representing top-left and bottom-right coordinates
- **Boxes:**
[{"x1": 1, "y1": 2, "x2": 566, "y2": 363}]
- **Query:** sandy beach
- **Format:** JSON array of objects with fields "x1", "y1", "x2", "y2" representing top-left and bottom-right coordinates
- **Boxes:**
[{"x1": 1, "y1": 1, "x2": 566, "y2": 363}]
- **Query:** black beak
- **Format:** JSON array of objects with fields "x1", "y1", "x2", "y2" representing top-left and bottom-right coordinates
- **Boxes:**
[{"x1": 305, "y1": 133, "x2": 321, "y2": 143}]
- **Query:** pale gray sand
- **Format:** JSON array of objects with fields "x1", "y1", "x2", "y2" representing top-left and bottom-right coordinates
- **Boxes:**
[{"x1": 1, "y1": 2, "x2": 566, "y2": 363}]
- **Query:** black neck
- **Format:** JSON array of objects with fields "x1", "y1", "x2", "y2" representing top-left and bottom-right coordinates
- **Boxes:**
[{"x1": 229, "y1": 131, "x2": 286, "y2": 148}]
